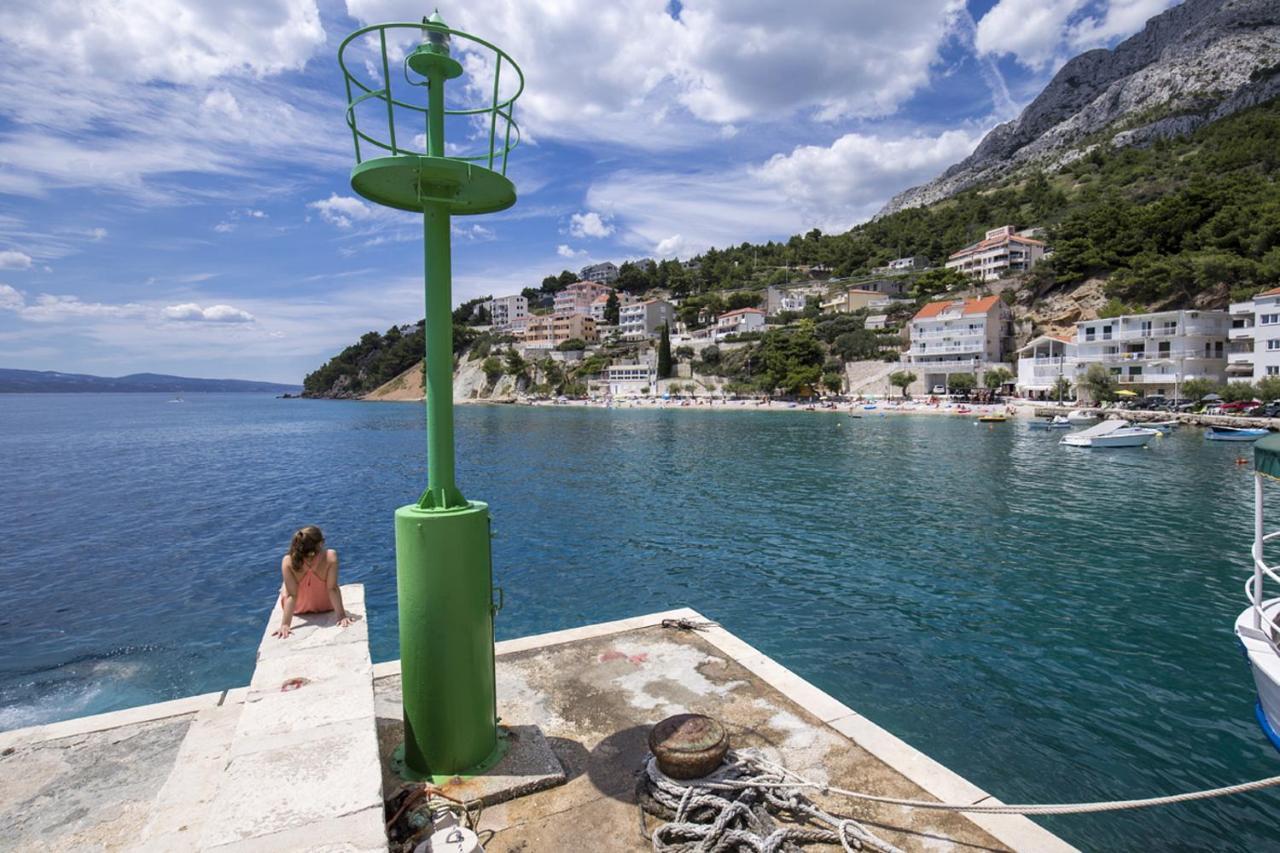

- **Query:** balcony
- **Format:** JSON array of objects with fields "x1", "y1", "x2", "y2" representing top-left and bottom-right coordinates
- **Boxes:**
[
  {"x1": 1230, "y1": 326, "x2": 1256, "y2": 340},
  {"x1": 905, "y1": 345, "x2": 985, "y2": 357},
  {"x1": 1228, "y1": 351, "x2": 1256, "y2": 364}
]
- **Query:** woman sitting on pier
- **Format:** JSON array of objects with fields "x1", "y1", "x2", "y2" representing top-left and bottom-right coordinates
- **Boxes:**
[{"x1": 272, "y1": 525, "x2": 352, "y2": 639}]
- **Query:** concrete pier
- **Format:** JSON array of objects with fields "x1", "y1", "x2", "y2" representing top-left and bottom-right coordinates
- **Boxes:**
[{"x1": 0, "y1": 604, "x2": 1076, "y2": 852}]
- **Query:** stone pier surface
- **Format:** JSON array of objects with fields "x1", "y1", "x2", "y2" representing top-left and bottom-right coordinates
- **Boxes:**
[{"x1": 0, "y1": 605, "x2": 1075, "y2": 852}]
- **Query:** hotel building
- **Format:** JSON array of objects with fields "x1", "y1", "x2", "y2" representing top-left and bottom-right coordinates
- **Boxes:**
[
  {"x1": 1072, "y1": 310, "x2": 1228, "y2": 398},
  {"x1": 619, "y1": 299, "x2": 676, "y2": 341},
  {"x1": 554, "y1": 280, "x2": 615, "y2": 315},
  {"x1": 485, "y1": 294, "x2": 527, "y2": 330},
  {"x1": 1227, "y1": 287, "x2": 1280, "y2": 382},
  {"x1": 903, "y1": 295, "x2": 1011, "y2": 390},
  {"x1": 945, "y1": 226, "x2": 1046, "y2": 283}
]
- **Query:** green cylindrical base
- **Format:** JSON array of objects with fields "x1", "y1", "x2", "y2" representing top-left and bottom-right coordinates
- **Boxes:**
[{"x1": 394, "y1": 500, "x2": 497, "y2": 778}]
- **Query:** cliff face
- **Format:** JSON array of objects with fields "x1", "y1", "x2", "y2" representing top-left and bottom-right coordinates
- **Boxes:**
[{"x1": 880, "y1": 0, "x2": 1280, "y2": 215}]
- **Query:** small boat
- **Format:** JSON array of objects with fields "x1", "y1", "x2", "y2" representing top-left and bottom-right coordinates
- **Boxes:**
[
  {"x1": 1145, "y1": 420, "x2": 1179, "y2": 433},
  {"x1": 1207, "y1": 426, "x2": 1270, "y2": 441},
  {"x1": 862, "y1": 404, "x2": 877, "y2": 410},
  {"x1": 1060, "y1": 420, "x2": 1158, "y2": 448},
  {"x1": 1066, "y1": 410, "x2": 1099, "y2": 424},
  {"x1": 977, "y1": 414, "x2": 1008, "y2": 423},
  {"x1": 1028, "y1": 416, "x2": 1071, "y2": 430},
  {"x1": 1234, "y1": 434, "x2": 1280, "y2": 753}
]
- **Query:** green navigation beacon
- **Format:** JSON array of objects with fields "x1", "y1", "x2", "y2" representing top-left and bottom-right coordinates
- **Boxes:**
[{"x1": 337, "y1": 11, "x2": 523, "y2": 780}]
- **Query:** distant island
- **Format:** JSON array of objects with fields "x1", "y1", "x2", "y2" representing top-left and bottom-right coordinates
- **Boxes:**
[{"x1": 0, "y1": 368, "x2": 301, "y2": 394}]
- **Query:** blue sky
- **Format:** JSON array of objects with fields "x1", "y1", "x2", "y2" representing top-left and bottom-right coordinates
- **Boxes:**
[{"x1": 0, "y1": 0, "x2": 1179, "y2": 383}]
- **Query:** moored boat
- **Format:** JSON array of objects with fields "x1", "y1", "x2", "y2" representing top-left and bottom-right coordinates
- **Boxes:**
[
  {"x1": 1234, "y1": 434, "x2": 1280, "y2": 753},
  {"x1": 1060, "y1": 420, "x2": 1158, "y2": 448},
  {"x1": 1066, "y1": 410, "x2": 1099, "y2": 424},
  {"x1": 1146, "y1": 420, "x2": 1178, "y2": 433},
  {"x1": 977, "y1": 414, "x2": 1008, "y2": 423},
  {"x1": 1207, "y1": 426, "x2": 1270, "y2": 441}
]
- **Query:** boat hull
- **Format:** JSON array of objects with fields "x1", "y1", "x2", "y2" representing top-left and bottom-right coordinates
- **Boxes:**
[
  {"x1": 1207, "y1": 428, "x2": 1269, "y2": 441},
  {"x1": 1235, "y1": 602, "x2": 1280, "y2": 753}
]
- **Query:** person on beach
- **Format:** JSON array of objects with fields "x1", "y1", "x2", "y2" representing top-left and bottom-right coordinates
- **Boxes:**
[{"x1": 272, "y1": 525, "x2": 352, "y2": 639}]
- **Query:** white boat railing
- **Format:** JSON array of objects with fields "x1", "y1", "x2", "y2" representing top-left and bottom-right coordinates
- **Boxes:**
[{"x1": 1243, "y1": 475, "x2": 1280, "y2": 652}]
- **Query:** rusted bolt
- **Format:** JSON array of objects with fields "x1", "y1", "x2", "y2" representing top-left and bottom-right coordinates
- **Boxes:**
[
  {"x1": 281, "y1": 677, "x2": 309, "y2": 692},
  {"x1": 649, "y1": 713, "x2": 729, "y2": 779}
]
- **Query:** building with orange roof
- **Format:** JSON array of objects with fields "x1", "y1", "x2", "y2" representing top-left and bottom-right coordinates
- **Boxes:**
[
  {"x1": 554, "y1": 280, "x2": 614, "y2": 315},
  {"x1": 945, "y1": 226, "x2": 1046, "y2": 282},
  {"x1": 714, "y1": 307, "x2": 765, "y2": 340},
  {"x1": 1015, "y1": 334, "x2": 1077, "y2": 398},
  {"x1": 903, "y1": 295, "x2": 1011, "y2": 392}
]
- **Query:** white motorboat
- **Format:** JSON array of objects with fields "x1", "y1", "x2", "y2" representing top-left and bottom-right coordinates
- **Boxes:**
[
  {"x1": 1145, "y1": 420, "x2": 1178, "y2": 433},
  {"x1": 1028, "y1": 415, "x2": 1072, "y2": 431},
  {"x1": 1060, "y1": 419, "x2": 1159, "y2": 448},
  {"x1": 1066, "y1": 410, "x2": 1099, "y2": 424},
  {"x1": 1234, "y1": 434, "x2": 1280, "y2": 753}
]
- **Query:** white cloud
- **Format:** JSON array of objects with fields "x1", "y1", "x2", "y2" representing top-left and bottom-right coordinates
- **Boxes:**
[
  {"x1": 88, "y1": 228, "x2": 108, "y2": 241},
  {"x1": 0, "y1": 1, "x2": 324, "y2": 86},
  {"x1": 557, "y1": 244, "x2": 585, "y2": 258},
  {"x1": 214, "y1": 222, "x2": 236, "y2": 234},
  {"x1": 163, "y1": 302, "x2": 255, "y2": 323},
  {"x1": 0, "y1": 283, "x2": 22, "y2": 310},
  {"x1": 587, "y1": 127, "x2": 983, "y2": 258},
  {"x1": 0, "y1": 1, "x2": 341, "y2": 200},
  {"x1": 1067, "y1": 0, "x2": 1180, "y2": 53},
  {"x1": 0, "y1": 287, "x2": 147, "y2": 322},
  {"x1": 569, "y1": 211, "x2": 614, "y2": 239},
  {"x1": 975, "y1": 0, "x2": 1178, "y2": 70},
  {"x1": 344, "y1": 0, "x2": 965, "y2": 145},
  {"x1": 309, "y1": 194, "x2": 376, "y2": 229},
  {"x1": 0, "y1": 250, "x2": 33, "y2": 269},
  {"x1": 753, "y1": 128, "x2": 984, "y2": 230}
]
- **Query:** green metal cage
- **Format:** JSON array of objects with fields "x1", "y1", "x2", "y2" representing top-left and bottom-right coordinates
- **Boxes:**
[{"x1": 337, "y1": 21, "x2": 523, "y2": 177}]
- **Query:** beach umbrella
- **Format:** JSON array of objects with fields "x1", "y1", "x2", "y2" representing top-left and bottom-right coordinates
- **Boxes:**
[
  {"x1": 1202, "y1": 393, "x2": 1223, "y2": 401},
  {"x1": 1115, "y1": 390, "x2": 1138, "y2": 397}
]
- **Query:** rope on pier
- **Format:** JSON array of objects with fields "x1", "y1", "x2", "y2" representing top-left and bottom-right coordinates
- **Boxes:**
[
  {"x1": 661, "y1": 751, "x2": 1280, "y2": 818},
  {"x1": 638, "y1": 750, "x2": 903, "y2": 853}
]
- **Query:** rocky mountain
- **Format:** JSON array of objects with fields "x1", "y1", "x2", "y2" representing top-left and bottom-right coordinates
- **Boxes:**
[
  {"x1": 0, "y1": 368, "x2": 300, "y2": 393},
  {"x1": 881, "y1": 0, "x2": 1280, "y2": 215}
]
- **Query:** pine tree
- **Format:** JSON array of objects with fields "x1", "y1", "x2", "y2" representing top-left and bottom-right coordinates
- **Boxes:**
[
  {"x1": 604, "y1": 291, "x2": 620, "y2": 325},
  {"x1": 657, "y1": 323, "x2": 673, "y2": 379}
]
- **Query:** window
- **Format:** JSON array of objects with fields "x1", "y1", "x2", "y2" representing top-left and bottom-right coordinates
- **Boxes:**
[
  {"x1": 1263, "y1": 314, "x2": 1280, "y2": 325},
  {"x1": 1270, "y1": 366, "x2": 1280, "y2": 376},
  {"x1": 1269, "y1": 340, "x2": 1280, "y2": 351}
]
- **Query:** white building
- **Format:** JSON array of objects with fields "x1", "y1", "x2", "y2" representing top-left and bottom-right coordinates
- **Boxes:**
[
  {"x1": 485, "y1": 294, "x2": 527, "y2": 330},
  {"x1": 872, "y1": 255, "x2": 929, "y2": 275},
  {"x1": 1073, "y1": 310, "x2": 1228, "y2": 399},
  {"x1": 1015, "y1": 335, "x2": 1077, "y2": 399},
  {"x1": 945, "y1": 226, "x2": 1046, "y2": 283},
  {"x1": 865, "y1": 314, "x2": 890, "y2": 331},
  {"x1": 604, "y1": 361, "x2": 657, "y2": 397},
  {"x1": 715, "y1": 308, "x2": 766, "y2": 340},
  {"x1": 554, "y1": 280, "x2": 614, "y2": 315},
  {"x1": 765, "y1": 285, "x2": 807, "y2": 315},
  {"x1": 903, "y1": 295, "x2": 1010, "y2": 390},
  {"x1": 579, "y1": 261, "x2": 619, "y2": 285},
  {"x1": 619, "y1": 299, "x2": 676, "y2": 341},
  {"x1": 589, "y1": 290, "x2": 637, "y2": 323},
  {"x1": 1228, "y1": 287, "x2": 1280, "y2": 382}
]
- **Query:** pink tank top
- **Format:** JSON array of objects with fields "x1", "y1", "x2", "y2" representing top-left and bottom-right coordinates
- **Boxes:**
[{"x1": 289, "y1": 558, "x2": 333, "y2": 615}]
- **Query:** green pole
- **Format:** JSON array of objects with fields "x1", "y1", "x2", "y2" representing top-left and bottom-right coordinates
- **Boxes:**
[
  {"x1": 392, "y1": 19, "x2": 500, "y2": 780},
  {"x1": 340, "y1": 12, "x2": 520, "y2": 781}
]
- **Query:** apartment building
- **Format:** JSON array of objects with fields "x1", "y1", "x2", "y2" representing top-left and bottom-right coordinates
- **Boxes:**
[
  {"x1": 619, "y1": 299, "x2": 676, "y2": 341},
  {"x1": 765, "y1": 285, "x2": 807, "y2": 315},
  {"x1": 1227, "y1": 287, "x2": 1280, "y2": 382},
  {"x1": 588, "y1": 290, "x2": 638, "y2": 323},
  {"x1": 714, "y1": 308, "x2": 766, "y2": 340},
  {"x1": 484, "y1": 294, "x2": 527, "y2": 330},
  {"x1": 1015, "y1": 335, "x2": 1077, "y2": 398},
  {"x1": 522, "y1": 312, "x2": 599, "y2": 348},
  {"x1": 1073, "y1": 310, "x2": 1228, "y2": 398},
  {"x1": 872, "y1": 256, "x2": 929, "y2": 275},
  {"x1": 578, "y1": 261, "x2": 619, "y2": 285},
  {"x1": 945, "y1": 226, "x2": 1046, "y2": 283},
  {"x1": 819, "y1": 288, "x2": 883, "y2": 314},
  {"x1": 554, "y1": 280, "x2": 614, "y2": 315},
  {"x1": 604, "y1": 361, "x2": 657, "y2": 397},
  {"x1": 903, "y1": 295, "x2": 1011, "y2": 390}
]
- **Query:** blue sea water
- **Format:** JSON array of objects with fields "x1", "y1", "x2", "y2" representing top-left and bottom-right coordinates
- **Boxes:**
[{"x1": 1, "y1": 392, "x2": 1278, "y2": 850}]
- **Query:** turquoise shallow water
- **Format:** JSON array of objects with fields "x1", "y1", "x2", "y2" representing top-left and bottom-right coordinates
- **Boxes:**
[{"x1": 1, "y1": 393, "x2": 1278, "y2": 849}]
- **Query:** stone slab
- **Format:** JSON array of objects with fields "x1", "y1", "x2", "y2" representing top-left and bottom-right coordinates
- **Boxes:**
[
  {"x1": 134, "y1": 699, "x2": 245, "y2": 852},
  {"x1": 202, "y1": 712, "x2": 385, "y2": 848}
]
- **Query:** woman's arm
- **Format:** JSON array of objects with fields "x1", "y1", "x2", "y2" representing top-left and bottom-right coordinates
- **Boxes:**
[
  {"x1": 325, "y1": 550, "x2": 352, "y2": 627},
  {"x1": 273, "y1": 557, "x2": 298, "y2": 639}
]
